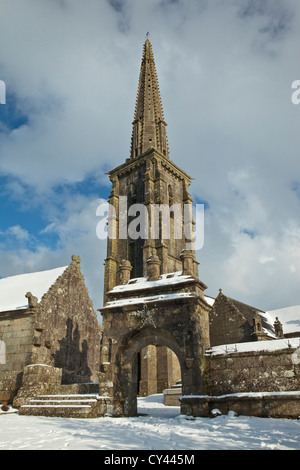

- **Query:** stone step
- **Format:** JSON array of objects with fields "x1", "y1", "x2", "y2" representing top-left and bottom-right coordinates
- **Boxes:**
[
  {"x1": 19, "y1": 393, "x2": 101, "y2": 418},
  {"x1": 171, "y1": 380, "x2": 182, "y2": 389},
  {"x1": 19, "y1": 403, "x2": 93, "y2": 418},
  {"x1": 35, "y1": 394, "x2": 98, "y2": 401},
  {"x1": 29, "y1": 399, "x2": 97, "y2": 405}
]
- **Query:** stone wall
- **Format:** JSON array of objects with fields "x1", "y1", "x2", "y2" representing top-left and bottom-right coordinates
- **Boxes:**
[
  {"x1": 205, "y1": 347, "x2": 300, "y2": 396},
  {"x1": 0, "y1": 311, "x2": 35, "y2": 402},
  {"x1": 13, "y1": 364, "x2": 62, "y2": 407},
  {"x1": 31, "y1": 257, "x2": 101, "y2": 384},
  {"x1": 167, "y1": 344, "x2": 300, "y2": 418},
  {"x1": 180, "y1": 392, "x2": 300, "y2": 419},
  {"x1": 0, "y1": 256, "x2": 102, "y2": 405},
  {"x1": 210, "y1": 291, "x2": 253, "y2": 346}
]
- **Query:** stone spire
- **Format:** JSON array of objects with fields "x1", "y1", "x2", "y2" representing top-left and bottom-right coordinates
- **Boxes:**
[{"x1": 130, "y1": 38, "x2": 169, "y2": 159}]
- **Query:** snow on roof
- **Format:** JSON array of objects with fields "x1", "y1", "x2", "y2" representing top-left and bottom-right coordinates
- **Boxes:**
[
  {"x1": 206, "y1": 337, "x2": 300, "y2": 356},
  {"x1": 204, "y1": 296, "x2": 215, "y2": 307},
  {"x1": 261, "y1": 305, "x2": 300, "y2": 336},
  {"x1": 102, "y1": 292, "x2": 195, "y2": 309},
  {"x1": 108, "y1": 271, "x2": 196, "y2": 294},
  {"x1": 0, "y1": 266, "x2": 67, "y2": 312}
]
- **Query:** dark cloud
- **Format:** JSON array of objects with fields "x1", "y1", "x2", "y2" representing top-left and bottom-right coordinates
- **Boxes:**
[
  {"x1": 237, "y1": 0, "x2": 294, "y2": 40},
  {"x1": 107, "y1": 0, "x2": 126, "y2": 13}
]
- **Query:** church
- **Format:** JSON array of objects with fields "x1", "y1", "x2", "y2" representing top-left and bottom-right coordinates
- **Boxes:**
[{"x1": 1, "y1": 39, "x2": 300, "y2": 419}]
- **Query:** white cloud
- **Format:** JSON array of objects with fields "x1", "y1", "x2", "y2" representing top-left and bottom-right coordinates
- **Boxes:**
[
  {"x1": 0, "y1": 194, "x2": 107, "y2": 310},
  {"x1": 0, "y1": 225, "x2": 30, "y2": 241},
  {"x1": 0, "y1": 0, "x2": 299, "y2": 311}
]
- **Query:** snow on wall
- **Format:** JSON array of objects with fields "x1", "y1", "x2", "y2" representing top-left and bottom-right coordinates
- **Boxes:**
[{"x1": 206, "y1": 337, "x2": 300, "y2": 356}]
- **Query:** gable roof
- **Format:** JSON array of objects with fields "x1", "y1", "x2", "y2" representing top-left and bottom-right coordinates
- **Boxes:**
[
  {"x1": 226, "y1": 297, "x2": 273, "y2": 334},
  {"x1": 0, "y1": 266, "x2": 67, "y2": 312},
  {"x1": 261, "y1": 305, "x2": 300, "y2": 337},
  {"x1": 210, "y1": 290, "x2": 275, "y2": 339}
]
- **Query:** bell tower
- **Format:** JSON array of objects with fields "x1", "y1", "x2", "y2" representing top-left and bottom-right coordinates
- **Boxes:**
[
  {"x1": 99, "y1": 39, "x2": 211, "y2": 417},
  {"x1": 103, "y1": 39, "x2": 198, "y2": 303}
]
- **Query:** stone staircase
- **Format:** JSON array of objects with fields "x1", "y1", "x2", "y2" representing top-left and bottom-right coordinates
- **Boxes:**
[
  {"x1": 19, "y1": 393, "x2": 100, "y2": 418},
  {"x1": 18, "y1": 383, "x2": 113, "y2": 418},
  {"x1": 14, "y1": 366, "x2": 112, "y2": 418}
]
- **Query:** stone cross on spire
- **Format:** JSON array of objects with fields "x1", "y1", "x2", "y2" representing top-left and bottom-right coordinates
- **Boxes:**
[{"x1": 130, "y1": 38, "x2": 169, "y2": 159}]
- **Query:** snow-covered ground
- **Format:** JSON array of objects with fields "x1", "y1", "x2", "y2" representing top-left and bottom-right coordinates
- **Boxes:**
[{"x1": 0, "y1": 394, "x2": 300, "y2": 450}]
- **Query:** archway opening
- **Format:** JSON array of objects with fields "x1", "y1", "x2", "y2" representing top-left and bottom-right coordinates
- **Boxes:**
[
  {"x1": 137, "y1": 344, "x2": 181, "y2": 398},
  {"x1": 119, "y1": 328, "x2": 183, "y2": 417}
]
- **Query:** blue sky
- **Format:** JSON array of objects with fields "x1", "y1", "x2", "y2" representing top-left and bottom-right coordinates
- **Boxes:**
[{"x1": 0, "y1": 0, "x2": 300, "y2": 311}]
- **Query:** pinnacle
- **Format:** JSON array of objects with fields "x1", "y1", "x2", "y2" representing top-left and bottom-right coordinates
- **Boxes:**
[{"x1": 130, "y1": 39, "x2": 169, "y2": 160}]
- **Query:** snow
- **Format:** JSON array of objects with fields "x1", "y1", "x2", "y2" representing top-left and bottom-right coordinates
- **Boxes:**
[
  {"x1": 206, "y1": 338, "x2": 300, "y2": 356},
  {"x1": 103, "y1": 271, "x2": 214, "y2": 309},
  {"x1": 182, "y1": 391, "x2": 300, "y2": 399},
  {"x1": 108, "y1": 272, "x2": 196, "y2": 293},
  {"x1": 0, "y1": 266, "x2": 67, "y2": 311},
  {"x1": 204, "y1": 295, "x2": 215, "y2": 306},
  {"x1": 262, "y1": 305, "x2": 300, "y2": 336},
  {"x1": 102, "y1": 292, "x2": 195, "y2": 309},
  {"x1": 0, "y1": 394, "x2": 300, "y2": 450}
]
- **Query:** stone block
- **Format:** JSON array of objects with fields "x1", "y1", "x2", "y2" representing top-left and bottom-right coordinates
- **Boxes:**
[{"x1": 180, "y1": 393, "x2": 300, "y2": 419}]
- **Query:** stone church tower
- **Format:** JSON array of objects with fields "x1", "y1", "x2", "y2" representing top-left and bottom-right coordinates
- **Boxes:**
[
  {"x1": 99, "y1": 39, "x2": 211, "y2": 416},
  {"x1": 103, "y1": 38, "x2": 198, "y2": 303}
]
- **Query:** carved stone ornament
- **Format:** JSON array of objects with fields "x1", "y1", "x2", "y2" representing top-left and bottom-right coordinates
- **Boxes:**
[
  {"x1": 102, "y1": 362, "x2": 110, "y2": 373},
  {"x1": 185, "y1": 357, "x2": 194, "y2": 369},
  {"x1": 25, "y1": 292, "x2": 38, "y2": 309},
  {"x1": 130, "y1": 303, "x2": 157, "y2": 328}
]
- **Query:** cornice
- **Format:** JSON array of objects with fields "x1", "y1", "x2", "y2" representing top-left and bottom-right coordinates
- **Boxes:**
[{"x1": 108, "y1": 149, "x2": 192, "y2": 182}]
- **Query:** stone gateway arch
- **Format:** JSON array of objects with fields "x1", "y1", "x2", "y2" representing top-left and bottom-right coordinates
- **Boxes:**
[{"x1": 99, "y1": 265, "x2": 211, "y2": 416}]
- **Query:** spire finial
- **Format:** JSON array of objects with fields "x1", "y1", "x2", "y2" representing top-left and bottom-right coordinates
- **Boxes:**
[{"x1": 130, "y1": 38, "x2": 169, "y2": 159}]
